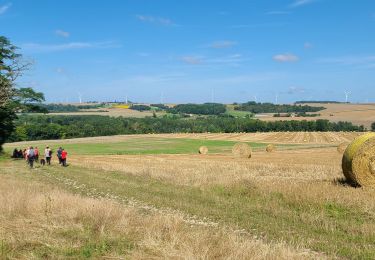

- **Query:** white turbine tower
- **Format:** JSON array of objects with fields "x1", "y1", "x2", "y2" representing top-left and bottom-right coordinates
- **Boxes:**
[
  {"x1": 275, "y1": 93, "x2": 279, "y2": 104},
  {"x1": 344, "y1": 91, "x2": 351, "y2": 103},
  {"x1": 253, "y1": 95, "x2": 258, "y2": 103},
  {"x1": 78, "y1": 92, "x2": 82, "y2": 104}
]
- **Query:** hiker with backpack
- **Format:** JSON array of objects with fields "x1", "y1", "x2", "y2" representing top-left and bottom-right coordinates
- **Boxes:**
[
  {"x1": 61, "y1": 148, "x2": 68, "y2": 167},
  {"x1": 34, "y1": 147, "x2": 39, "y2": 163},
  {"x1": 27, "y1": 147, "x2": 35, "y2": 168},
  {"x1": 45, "y1": 146, "x2": 52, "y2": 165},
  {"x1": 57, "y1": 147, "x2": 63, "y2": 164}
]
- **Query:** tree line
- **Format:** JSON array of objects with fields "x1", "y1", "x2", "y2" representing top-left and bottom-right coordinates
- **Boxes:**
[
  {"x1": 169, "y1": 103, "x2": 226, "y2": 115},
  {"x1": 7, "y1": 114, "x2": 365, "y2": 142},
  {"x1": 234, "y1": 102, "x2": 325, "y2": 113}
]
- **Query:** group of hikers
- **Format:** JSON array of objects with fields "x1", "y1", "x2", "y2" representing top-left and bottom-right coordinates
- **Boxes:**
[{"x1": 11, "y1": 146, "x2": 68, "y2": 168}]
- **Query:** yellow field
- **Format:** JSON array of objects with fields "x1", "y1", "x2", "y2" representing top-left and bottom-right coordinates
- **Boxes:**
[{"x1": 260, "y1": 103, "x2": 375, "y2": 128}]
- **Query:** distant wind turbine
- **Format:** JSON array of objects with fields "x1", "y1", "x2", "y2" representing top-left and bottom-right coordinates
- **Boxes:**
[
  {"x1": 344, "y1": 91, "x2": 351, "y2": 103},
  {"x1": 78, "y1": 92, "x2": 82, "y2": 104}
]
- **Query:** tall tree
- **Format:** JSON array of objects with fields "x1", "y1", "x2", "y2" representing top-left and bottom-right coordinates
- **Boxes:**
[{"x1": 0, "y1": 36, "x2": 45, "y2": 151}]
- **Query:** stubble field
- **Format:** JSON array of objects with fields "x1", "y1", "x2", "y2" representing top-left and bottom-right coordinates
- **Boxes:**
[{"x1": 1, "y1": 132, "x2": 375, "y2": 259}]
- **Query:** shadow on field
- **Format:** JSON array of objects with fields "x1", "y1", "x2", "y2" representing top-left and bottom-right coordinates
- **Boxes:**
[{"x1": 332, "y1": 177, "x2": 360, "y2": 188}]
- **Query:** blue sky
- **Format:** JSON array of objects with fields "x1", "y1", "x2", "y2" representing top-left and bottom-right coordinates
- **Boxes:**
[{"x1": 1, "y1": 0, "x2": 375, "y2": 103}]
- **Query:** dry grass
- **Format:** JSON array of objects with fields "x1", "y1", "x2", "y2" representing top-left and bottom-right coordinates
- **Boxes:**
[
  {"x1": 69, "y1": 148, "x2": 342, "y2": 187},
  {"x1": 0, "y1": 173, "x2": 309, "y2": 259},
  {"x1": 67, "y1": 147, "x2": 375, "y2": 213},
  {"x1": 5, "y1": 132, "x2": 363, "y2": 149}
]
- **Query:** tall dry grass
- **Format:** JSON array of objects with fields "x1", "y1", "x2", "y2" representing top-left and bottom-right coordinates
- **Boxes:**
[
  {"x1": 0, "y1": 174, "x2": 310, "y2": 259},
  {"x1": 69, "y1": 148, "x2": 375, "y2": 213}
]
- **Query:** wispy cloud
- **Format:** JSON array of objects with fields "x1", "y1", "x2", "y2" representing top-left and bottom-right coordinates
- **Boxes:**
[
  {"x1": 181, "y1": 56, "x2": 203, "y2": 65},
  {"x1": 304, "y1": 42, "x2": 313, "y2": 49},
  {"x1": 286, "y1": 86, "x2": 306, "y2": 95},
  {"x1": 181, "y1": 54, "x2": 245, "y2": 66},
  {"x1": 210, "y1": 40, "x2": 237, "y2": 49},
  {"x1": 55, "y1": 29, "x2": 70, "y2": 38},
  {"x1": 266, "y1": 11, "x2": 291, "y2": 15},
  {"x1": 273, "y1": 53, "x2": 299, "y2": 62},
  {"x1": 21, "y1": 41, "x2": 121, "y2": 53},
  {"x1": 0, "y1": 3, "x2": 11, "y2": 15},
  {"x1": 136, "y1": 15, "x2": 174, "y2": 26},
  {"x1": 230, "y1": 23, "x2": 286, "y2": 29},
  {"x1": 317, "y1": 55, "x2": 375, "y2": 66},
  {"x1": 289, "y1": 0, "x2": 315, "y2": 8}
]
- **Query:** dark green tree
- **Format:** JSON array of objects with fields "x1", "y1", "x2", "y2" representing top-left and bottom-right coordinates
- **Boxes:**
[
  {"x1": 0, "y1": 36, "x2": 45, "y2": 151},
  {"x1": 372, "y1": 122, "x2": 375, "y2": 131}
]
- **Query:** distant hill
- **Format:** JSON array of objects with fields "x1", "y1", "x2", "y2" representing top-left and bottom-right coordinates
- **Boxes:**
[{"x1": 295, "y1": 101, "x2": 348, "y2": 104}]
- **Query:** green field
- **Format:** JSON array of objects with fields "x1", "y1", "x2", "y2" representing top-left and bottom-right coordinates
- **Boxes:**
[
  {"x1": 225, "y1": 105, "x2": 254, "y2": 118},
  {"x1": 4, "y1": 137, "x2": 301, "y2": 156}
]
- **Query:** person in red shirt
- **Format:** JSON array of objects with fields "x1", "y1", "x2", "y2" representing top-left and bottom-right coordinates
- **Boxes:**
[
  {"x1": 61, "y1": 148, "x2": 68, "y2": 167},
  {"x1": 34, "y1": 147, "x2": 39, "y2": 163}
]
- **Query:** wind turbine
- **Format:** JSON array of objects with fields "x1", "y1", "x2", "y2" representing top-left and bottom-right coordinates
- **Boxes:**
[
  {"x1": 211, "y1": 88, "x2": 215, "y2": 103},
  {"x1": 275, "y1": 93, "x2": 279, "y2": 104},
  {"x1": 253, "y1": 95, "x2": 258, "y2": 103},
  {"x1": 78, "y1": 92, "x2": 82, "y2": 104},
  {"x1": 344, "y1": 91, "x2": 351, "y2": 103}
]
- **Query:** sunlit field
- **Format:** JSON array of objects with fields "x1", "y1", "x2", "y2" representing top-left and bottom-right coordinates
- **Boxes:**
[{"x1": 1, "y1": 132, "x2": 375, "y2": 259}]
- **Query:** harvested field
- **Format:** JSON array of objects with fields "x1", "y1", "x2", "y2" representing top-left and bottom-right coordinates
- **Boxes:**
[
  {"x1": 3, "y1": 132, "x2": 375, "y2": 258},
  {"x1": 259, "y1": 103, "x2": 375, "y2": 129}
]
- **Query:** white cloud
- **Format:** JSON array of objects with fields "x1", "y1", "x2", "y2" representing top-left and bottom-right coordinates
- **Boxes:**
[
  {"x1": 286, "y1": 86, "x2": 306, "y2": 94},
  {"x1": 181, "y1": 54, "x2": 245, "y2": 66},
  {"x1": 56, "y1": 67, "x2": 65, "y2": 74},
  {"x1": 0, "y1": 3, "x2": 11, "y2": 15},
  {"x1": 181, "y1": 56, "x2": 202, "y2": 65},
  {"x1": 266, "y1": 11, "x2": 291, "y2": 15},
  {"x1": 21, "y1": 41, "x2": 121, "y2": 53},
  {"x1": 55, "y1": 29, "x2": 70, "y2": 38},
  {"x1": 304, "y1": 42, "x2": 313, "y2": 48},
  {"x1": 289, "y1": 0, "x2": 315, "y2": 8},
  {"x1": 210, "y1": 40, "x2": 237, "y2": 49},
  {"x1": 230, "y1": 23, "x2": 286, "y2": 29},
  {"x1": 273, "y1": 53, "x2": 299, "y2": 62},
  {"x1": 136, "y1": 15, "x2": 174, "y2": 26}
]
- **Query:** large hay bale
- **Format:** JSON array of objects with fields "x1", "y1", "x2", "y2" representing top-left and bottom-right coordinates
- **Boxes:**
[
  {"x1": 232, "y1": 143, "x2": 252, "y2": 158},
  {"x1": 342, "y1": 133, "x2": 375, "y2": 187},
  {"x1": 199, "y1": 146, "x2": 208, "y2": 155},
  {"x1": 337, "y1": 142, "x2": 349, "y2": 153},
  {"x1": 266, "y1": 144, "x2": 276, "y2": 152}
]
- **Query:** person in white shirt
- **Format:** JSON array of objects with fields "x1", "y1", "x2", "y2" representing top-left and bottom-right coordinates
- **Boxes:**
[{"x1": 45, "y1": 146, "x2": 52, "y2": 165}]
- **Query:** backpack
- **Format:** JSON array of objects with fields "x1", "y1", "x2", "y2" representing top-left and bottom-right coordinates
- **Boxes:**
[{"x1": 28, "y1": 149, "x2": 35, "y2": 158}]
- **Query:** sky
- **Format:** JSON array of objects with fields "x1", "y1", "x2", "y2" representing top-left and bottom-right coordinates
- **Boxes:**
[{"x1": 1, "y1": 0, "x2": 375, "y2": 104}]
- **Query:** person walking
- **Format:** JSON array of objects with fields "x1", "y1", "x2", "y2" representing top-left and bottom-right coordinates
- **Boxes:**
[
  {"x1": 57, "y1": 147, "x2": 63, "y2": 164},
  {"x1": 45, "y1": 146, "x2": 52, "y2": 165},
  {"x1": 61, "y1": 148, "x2": 67, "y2": 167},
  {"x1": 25, "y1": 147, "x2": 30, "y2": 165},
  {"x1": 34, "y1": 147, "x2": 39, "y2": 163},
  {"x1": 27, "y1": 146, "x2": 35, "y2": 168}
]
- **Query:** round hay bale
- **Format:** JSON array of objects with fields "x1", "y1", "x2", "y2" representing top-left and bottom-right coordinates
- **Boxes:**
[
  {"x1": 232, "y1": 143, "x2": 252, "y2": 158},
  {"x1": 199, "y1": 146, "x2": 208, "y2": 155},
  {"x1": 337, "y1": 142, "x2": 349, "y2": 153},
  {"x1": 266, "y1": 144, "x2": 276, "y2": 152},
  {"x1": 342, "y1": 133, "x2": 375, "y2": 187}
]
